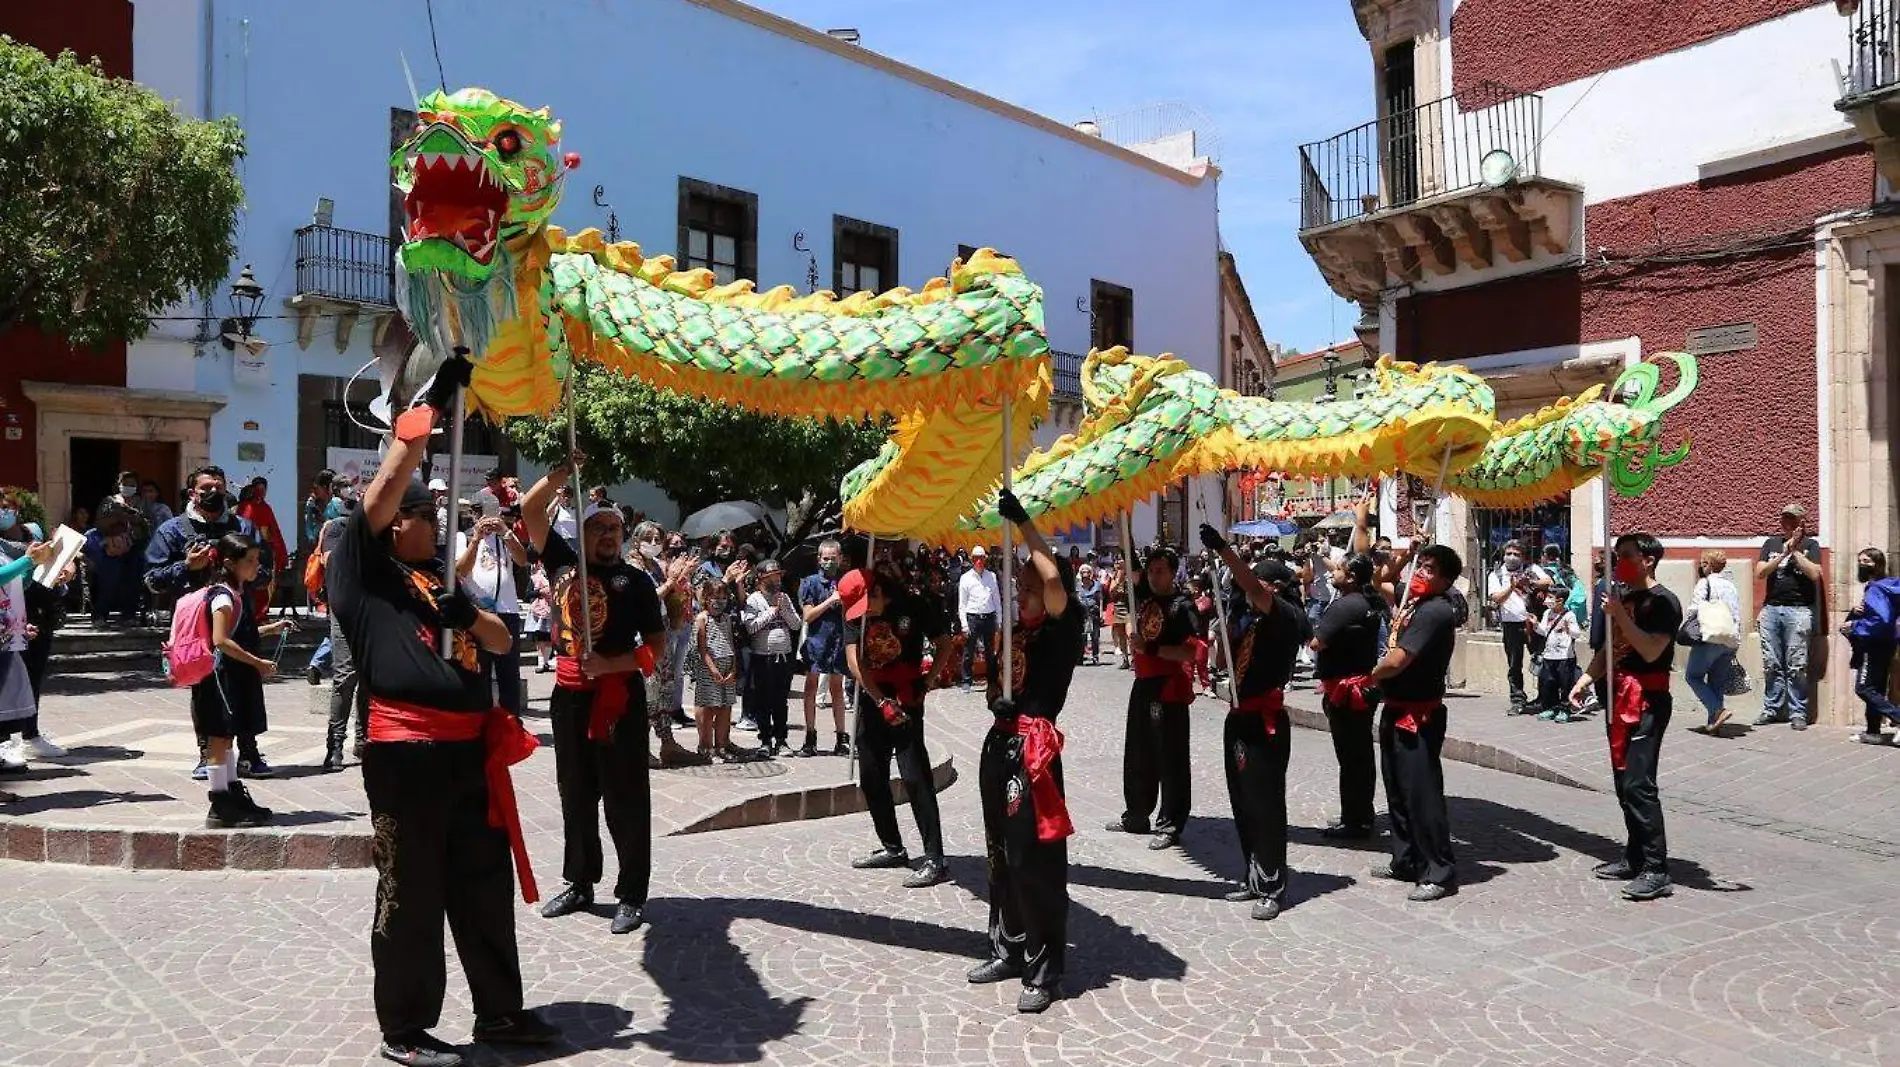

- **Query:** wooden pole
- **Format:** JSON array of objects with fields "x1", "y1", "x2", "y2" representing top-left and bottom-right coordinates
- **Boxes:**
[
  {"x1": 565, "y1": 376, "x2": 593, "y2": 657},
  {"x1": 1000, "y1": 397, "x2": 1014, "y2": 697},
  {"x1": 1198, "y1": 481, "x2": 1237, "y2": 709}
]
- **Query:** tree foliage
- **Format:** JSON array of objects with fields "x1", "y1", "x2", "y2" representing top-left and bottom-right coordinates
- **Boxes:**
[
  {"x1": 507, "y1": 363, "x2": 887, "y2": 539},
  {"x1": 0, "y1": 37, "x2": 245, "y2": 347}
]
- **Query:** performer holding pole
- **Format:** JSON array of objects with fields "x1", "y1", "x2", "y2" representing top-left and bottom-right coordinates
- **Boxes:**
[
  {"x1": 1104, "y1": 515, "x2": 1198, "y2": 851},
  {"x1": 1200, "y1": 523, "x2": 1305, "y2": 920},
  {"x1": 522, "y1": 451, "x2": 665, "y2": 935},
  {"x1": 335, "y1": 352, "x2": 556, "y2": 1067},
  {"x1": 968, "y1": 488, "x2": 1079, "y2": 1013},
  {"x1": 843, "y1": 538, "x2": 948, "y2": 887}
]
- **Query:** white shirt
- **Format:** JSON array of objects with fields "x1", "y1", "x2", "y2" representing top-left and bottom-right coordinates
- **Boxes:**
[
  {"x1": 959, "y1": 565, "x2": 1001, "y2": 623},
  {"x1": 452, "y1": 531, "x2": 519, "y2": 614},
  {"x1": 741, "y1": 588, "x2": 801, "y2": 655},
  {"x1": 1487, "y1": 563, "x2": 1548, "y2": 623},
  {"x1": 1536, "y1": 608, "x2": 1577, "y2": 661},
  {"x1": 552, "y1": 505, "x2": 578, "y2": 545},
  {"x1": 1693, "y1": 573, "x2": 1742, "y2": 625}
]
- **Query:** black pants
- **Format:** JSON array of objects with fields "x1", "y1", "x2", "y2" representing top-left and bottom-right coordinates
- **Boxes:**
[
  {"x1": 1536, "y1": 657, "x2": 1578, "y2": 712},
  {"x1": 362, "y1": 739, "x2": 522, "y2": 1039},
  {"x1": 962, "y1": 612, "x2": 997, "y2": 684},
  {"x1": 1379, "y1": 704, "x2": 1455, "y2": 887},
  {"x1": 1500, "y1": 620, "x2": 1528, "y2": 704},
  {"x1": 1223, "y1": 708, "x2": 1290, "y2": 901},
  {"x1": 1321, "y1": 692, "x2": 1378, "y2": 830},
  {"x1": 744, "y1": 652, "x2": 796, "y2": 747},
  {"x1": 978, "y1": 722, "x2": 1067, "y2": 990},
  {"x1": 1604, "y1": 687, "x2": 1670, "y2": 875},
  {"x1": 1119, "y1": 675, "x2": 1191, "y2": 834},
  {"x1": 549, "y1": 687, "x2": 652, "y2": 904},
  {"x1": 480, "y1": 613, "x2": 524, "y2": 718},
  {"x1": 855, "y1": 688, "x2": 943, "y2": 862},
  {"x1": 1853, "y1": 642, "x2": 1899, "y2": 732},
  {"x1": 23, "y1": 628, "x2": 51, "y2": 700}
]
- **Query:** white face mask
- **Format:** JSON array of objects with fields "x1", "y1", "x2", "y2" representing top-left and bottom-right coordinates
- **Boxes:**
[{"x1": 640, "y1": 541, "x2": 660, "y2": 560}]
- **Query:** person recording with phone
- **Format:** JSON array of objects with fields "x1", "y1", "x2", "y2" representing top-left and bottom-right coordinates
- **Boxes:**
[
  {"x1": 454, "y1": 495, "x2": 529, "y2": 719},
  {"x1": 146, "y1": 465, "x2": 277, "y2": 779}
]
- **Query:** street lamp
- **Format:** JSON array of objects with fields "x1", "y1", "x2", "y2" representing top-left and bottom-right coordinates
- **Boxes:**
[
  {"x1": 220, "y1": 264, "x2": 265, "y2": 350},
  {"x1": 1322, "y1": 351, "x2": 1341, "y2": 400}
]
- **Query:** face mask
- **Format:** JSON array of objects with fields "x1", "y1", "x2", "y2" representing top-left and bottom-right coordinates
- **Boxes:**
[
  {"x1": 639, "y1": 541, "x2": 661, "y2": 560},
  {"x1": 1407, "y1": 572, "x2": 1432, "y2": 600},
  {"x1": 820, "y1": 559, "x2": 839, "y2": 576},
  {"x1": 197, "y1": 489, "x2": 226, "y2": 514},
  {"x1": 1613, "y1": 557, "x2": 1647, "y2": 584},
  {"x1": 0, "y1": 509, "x2": 15, "y2": 533},
  {"x1": 713, "y1": 547, "x2": 733, "y2": 563},
  {"x1": 1504, "y1": 557, "x2": 1524, "y2": 572},
  {"x1": 1859, "y1": 564, "x2": 1876, "y2": 582},
  {"x1": 120, "y1": 483, "x2": 137, "y2": 497},
  {"x1": 707, "y1": 596, "x2": 729, "y2": 614}
]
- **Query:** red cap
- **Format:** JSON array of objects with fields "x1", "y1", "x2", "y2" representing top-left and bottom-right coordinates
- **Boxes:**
[{"x1": 839, "y1": 567, "x2": 869, "y2": 621}]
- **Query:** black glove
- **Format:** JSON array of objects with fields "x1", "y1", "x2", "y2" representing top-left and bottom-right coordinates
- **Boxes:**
[
  {"x1": 997, "y1": 487, "x2": 1030, "y2": 526},
  {"x1": 1198, "y1": 523, "x2": 1227, "y2": 553},
  {"x1": 990, "y1": 696, "x2": 1017, "y2": 719},
  {"x1": 417, "y1": 347, "x2": 475, "y2": 413},
  {"x1": 434, "y1": 588, "x2": 479, "y2": 630}
]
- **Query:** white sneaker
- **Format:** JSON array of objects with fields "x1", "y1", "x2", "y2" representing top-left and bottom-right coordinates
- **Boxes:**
[
  {"x1": 0, "y1": 739, "x2": 25, "y2": 772},
  {"x1": 18, "y1": 735, "x2": 65, "y2": 760}
]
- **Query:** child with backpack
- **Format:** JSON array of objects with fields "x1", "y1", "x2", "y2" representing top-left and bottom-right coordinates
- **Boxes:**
[
  {"x1": 1532, "y1": 600, "x2": 1582, "y2": 722},
  {"x1": 182, "y1": 533, "x2": 296, "y2": 827}
]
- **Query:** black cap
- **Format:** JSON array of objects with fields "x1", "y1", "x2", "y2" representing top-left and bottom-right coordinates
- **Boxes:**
[
  {"x1": 1252, "y1": 560, "x2": 1295, "y2": 587},
  {"x1": 399, "y1": 479, "x2": 434, "y2": 514}
]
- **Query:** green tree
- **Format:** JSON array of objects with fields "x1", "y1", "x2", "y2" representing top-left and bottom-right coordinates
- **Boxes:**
[
  {"x1": 507, "y1": 363, "x2": 887, "y2": 541},
  {"x1": 0, "y1": 37, "x2": 245, "y2": 347}
]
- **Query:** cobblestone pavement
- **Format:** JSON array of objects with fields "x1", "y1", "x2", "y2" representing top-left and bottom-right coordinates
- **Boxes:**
[{"x1": 4, "y1": 663, "x2": 1900, "y2": 1066}]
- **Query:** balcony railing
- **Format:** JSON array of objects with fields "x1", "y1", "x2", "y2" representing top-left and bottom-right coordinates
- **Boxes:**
[
  {"x1": 1297, "y1": 81, "x2": 1543, "y2": 231},
  {"x1": 1844, "y1": 0, "x2": 1900, "y2": 99},
  {"x1": 295, "y1": 224, "x2": 396, "y2": 308},
  {"x1": 1052, "y1": 349, "x2": 1083, "y2": 401}
]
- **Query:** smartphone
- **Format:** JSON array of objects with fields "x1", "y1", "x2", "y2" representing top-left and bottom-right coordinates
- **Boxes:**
[{"x1": 481, "y1": 495, "x2": 501, "y2": 520}]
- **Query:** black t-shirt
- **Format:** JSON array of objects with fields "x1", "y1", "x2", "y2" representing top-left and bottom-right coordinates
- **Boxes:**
[
  {"x1": 541, "y1": 534, "x2": 663, "y2": 660},
  {"x1": 1314, "y1": 591, "x2": 1384, "y2": 679},
  {"x1": 328, "y1": 507, "x2": 491, "y2": 713},
  {"x1": 991, "y1": 601, "x2": 1084, "y2": 719},
  {"x1": 1231, "y1": 594, "x2": 1304, "y2": 698},
  {"x1": 1759, "y1": 536, "x2": 1821, "y2": 607},
  {"x1": 843, "y1": 589, "x2": 944, "y2": 674},
  {"x1": 1133, "y1": 580, "x2": 1197, "y2": 651},
  {"x1": 1382, "y1": 595, "x2": 1459, "y2": 703},
  {"x1": 1591, "y1": 584, "x2": 1683, "y2": 675}
]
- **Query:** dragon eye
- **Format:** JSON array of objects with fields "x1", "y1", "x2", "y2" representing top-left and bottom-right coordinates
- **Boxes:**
[{"x1": 493, "y1": 128, "x2": 523, "y2": 160}]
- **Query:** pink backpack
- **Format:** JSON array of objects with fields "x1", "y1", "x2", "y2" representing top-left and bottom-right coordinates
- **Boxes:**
[{"x1": 163, "y1": 583, "x2": 231, "y2": 687}]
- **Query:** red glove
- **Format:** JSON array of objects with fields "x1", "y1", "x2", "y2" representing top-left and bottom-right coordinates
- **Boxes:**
[
  {"x1": 633, "y1": 644, "x2": 656, "y2": 676},
  {"x1": 878, "y1": 697, "x2": 909, "y2": 726}
]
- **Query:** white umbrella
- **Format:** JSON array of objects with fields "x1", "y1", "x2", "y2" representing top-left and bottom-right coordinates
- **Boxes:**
[
  {"x1": 680, "y1": 500, "x2": 770, "y2": 540},
  {"x1": 1312, "y1": 508, "x2": 1358, "y2": 530}
]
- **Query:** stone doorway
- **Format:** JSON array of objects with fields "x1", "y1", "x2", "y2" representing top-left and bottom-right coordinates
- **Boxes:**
[{"x1": 22, "y1": 381, "x2": 225, "y2": 526}]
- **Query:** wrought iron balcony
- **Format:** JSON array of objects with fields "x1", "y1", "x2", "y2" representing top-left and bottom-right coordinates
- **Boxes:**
[
  {"x1": 294, "y1": 224, "x2": 395, "y2": 309},
  {"x1": 1298, "y1": 81, "x2": 1543, "y2": 232},
  {"x1": 1843, "y1": 0, "x2": 1900, "y2": 100},
  {"x1": 1052, "y1": 349, "x2": 1083, "y2": 402}
]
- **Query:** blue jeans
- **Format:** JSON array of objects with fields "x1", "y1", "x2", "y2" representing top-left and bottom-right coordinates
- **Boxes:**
[
  {"x1": 307, "y1": 636, "x2": 334, "y2": 674},
  {"x1": 1683, "y1": 643, "x2": 1735, "y2": 719},
  {"x1": 1758, "y1": 605, "x2": 1812, "y2": 722}
]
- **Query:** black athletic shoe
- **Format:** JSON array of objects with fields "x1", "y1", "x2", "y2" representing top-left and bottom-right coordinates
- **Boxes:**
[
  {"x1": 540, "y1": 883, "x2": 593, "y2": 918},
  {"x1": 1250, "y1": 897, "x2": 1283, "y2": 921},
  {"x1": 1368, "y1": 863, "x2": 1418, "y2": 882},
  {"x1": 204, "y1": 790, "x2": 267, "y2": 830},
  {"x1": 380, "y1": 1030, "x2": 465, "y2": 1067},
  {"x1": 1592, "y1": 859, "x2": 1635, "y2": 881},
  {"x1": 1622, "y1": 871, "x2": 1674, "y2": 901},
  {"x1": 1320, "y1": 821, "x2": 1375, "y2": 840},
  {"x1": 966, "y1": 958, "x2": 1022, "y2": 984},
  {"x1": 610, "y1": 903, "x2": 644, "y2": 935},
  {"x1": 1016, "y1": 986, "x2": 1056, "y2": 1014},
  {"x1": 307, "y1": 666, "x2": 322, "y2": 686},
  {"x1": 903, "y1": 859, "x2": 949, "y2": 889},
  {"x1": 471, "y1": 1010, "x2": 559, "y2": 1045},
  {"x1": 1222, "y1": 887, "x2": 1259, "y2": 903},
  {"x1": 797, "y1": 737, "x2": 819, "y2": 757},
  {"x1": 1407, "y1": 883, "x2": 1456, "y2": 902},
  {"x1": 851, "y1": 846, "x2": 911, "y2": 870},
  {"x1": 833, "y1": 732, "x2": 852, "y2": 757},
  {"x1": 226, "y1": 781, "x2": 273, "y2": 821}
]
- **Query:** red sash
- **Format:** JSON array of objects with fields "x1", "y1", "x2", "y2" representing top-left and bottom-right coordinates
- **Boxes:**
[
  {"x1": 1133, "y1": 651, "x2": 1195, "y2": 704},
  {"x1": 554, "y1": 656, "x2": 636, "y2": 742},
  {"x1": 1608, "y1": 672, "x2": 1669, "y2": 771},
  {"x1": 1386, "y1": 697, "x2": 1440, "y2": 735},
  {"x1": 1235, "y1": 687, "x2": 1286, "y2": 735},
  {"x1": 998, "y1": 715, "x2": 1073, "y2": 843},
  {"x1": 1320, "y1": 675, "x2": 1376, "y2": 713},
  {"x1": 367, "y1": 697, "x2": 541, "y2": 903}
]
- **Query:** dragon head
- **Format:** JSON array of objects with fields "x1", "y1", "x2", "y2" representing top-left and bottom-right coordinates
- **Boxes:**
[{"x1": 391, "y1": 87, "x2": 573, "y2": 282}]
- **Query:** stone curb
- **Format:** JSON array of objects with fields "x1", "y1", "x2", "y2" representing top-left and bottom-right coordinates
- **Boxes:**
[
  {"x1": 670, "y1": 755, "x2": 958, "y2": 835},
  {"x1": 0, "y1": 757, "x2": 959, "y2": 870},
  {"x1": 1284, "y1": 703, "x2": 1598, "y2": 793}
]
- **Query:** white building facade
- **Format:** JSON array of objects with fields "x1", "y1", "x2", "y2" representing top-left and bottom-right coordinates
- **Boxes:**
[{"x1": 118, "y1": 0, "x2": 1221, "y2": 552}]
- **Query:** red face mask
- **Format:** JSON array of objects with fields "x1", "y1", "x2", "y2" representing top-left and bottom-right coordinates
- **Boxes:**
[
  {"x1": 1407, "y1": 572, "x2": 1433, "y2": 599},
  {"x1": 1613, "y1": 557, "x2": 1647, "y2": 584}
]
